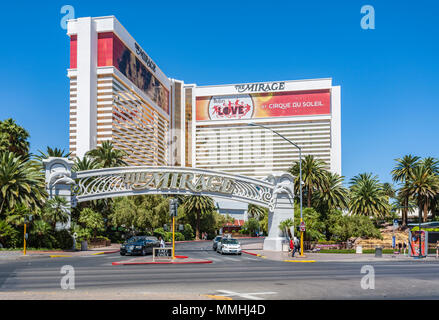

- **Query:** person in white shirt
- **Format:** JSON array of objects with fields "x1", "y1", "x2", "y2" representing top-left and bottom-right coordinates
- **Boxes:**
[{"x1": 159, "y1": 237, "x2": 165, "y2": 248}]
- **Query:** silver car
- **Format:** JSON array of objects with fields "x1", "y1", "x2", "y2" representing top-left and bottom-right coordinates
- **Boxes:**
[{"x1": 217, "y1": 238, "x2": 242, "y2": 255}]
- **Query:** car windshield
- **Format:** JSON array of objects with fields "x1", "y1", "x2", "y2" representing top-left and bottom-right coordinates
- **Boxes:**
[
  {"x1": 215, "y1": 236, "x2": 222, "y2": 241},
  {"x1": 222, "y1": 239, "x2": 239, "y2": 245}
]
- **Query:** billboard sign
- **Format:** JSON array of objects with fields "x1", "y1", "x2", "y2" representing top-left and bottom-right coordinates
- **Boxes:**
[{"x1": 196, "y1": 90, "x2": 330, "y2": 121}]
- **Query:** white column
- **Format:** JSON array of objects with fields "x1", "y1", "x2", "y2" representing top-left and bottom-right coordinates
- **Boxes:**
[
  {"x1": 330, "y1": 85, "x2": 342, "y2": 175},
  {"x1": 43, "y1": 157, "x2": 75, "y2": 230},
  {"x1": 263, "y1": 172, "x2": 295, "y2": 251},
  {"x1": 76, "y1": 17, "x2": 98, "y2": 158}
]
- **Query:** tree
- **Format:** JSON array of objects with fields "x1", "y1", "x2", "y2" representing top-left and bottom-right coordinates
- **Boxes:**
[
  {"x1": 0, "y1": 152, "x2": 45, "y2": 216},
  {"x1": 182, "y1": 196, "x2": 216, "y2": 240},
  {"x1": 35, "y1": 147, "x2": 71, "y2": 161},
  {"x1": 289, "y1": 155, "x2": 327, "y2": 207},
  {"x1": 327, "y1": 211, "x2": 382, "y2": 242},
  {"x1": 0, "y1": 219, "x2": 18, "y2": 248},
  {"x1": 79, "y1": 208, "x2": 105, "y2": 237},
  {"x1": 72, "y1": 156, "x2": 101, "y2": 172},
  {"x1": 110, "y1": 195, "x2": 169, "y2": 232},
  {"x1": 391, "y1": 155, "x2": 421, "y2": 226},
  {"x1": 293, "y1": 207, "x2": 326, "y2": 241},
  {"x1": 0, "y1": 118, "x2": 30, "y2": 157},
  {"x1": 43, "y1": 196, "x2": 70, "y2": 229},
  {"x1": 313, "y1": 172, "x2": 349, "y2": 214},
  {"x1": 400, "y1": 165, "x2": 439, "y2": 222},
  {"x1": 279, "y1": 218, "x2": 294, "y2": 238},
  {"x1": 243, "y1": 218, "x2": 260, "y2": 236},
  {"x1": 85, "y1": 141, "x2": 128, "y2": 168},
  {"x1": 247, "y1": 204, "x2": 267, "y2": 220},
  {"x1": 349, "y1": 173, "x2": 390, "y2": 218}
]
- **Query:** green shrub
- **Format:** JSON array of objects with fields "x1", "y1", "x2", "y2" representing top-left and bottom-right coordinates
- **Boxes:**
[
  {"x1": 53, "y1": 229, "x2": 74, "y2": 250},
  {"x1": 181, "y1": 224, "x2": 194, "y2": 240}
]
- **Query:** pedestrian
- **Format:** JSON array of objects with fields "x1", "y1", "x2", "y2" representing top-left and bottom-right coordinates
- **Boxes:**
[
  {"x1": 292, "y1": 236, "x2": 299, "y2": 257},
  {"x1": 289, "y1": 237, "x2": 294, "y2": 253},
  {"x1": 159, "y1": 236, "x2": 165, "y2": 248},
  {"x1": 403, "y1": 241, "x2": 407, "y2": 255},
  {"x1": 398, "y1": 242, "x2": 402, "y2": 253},
  {"x1": 436, "y1": 241, "x2": 439, "y2": 259}
]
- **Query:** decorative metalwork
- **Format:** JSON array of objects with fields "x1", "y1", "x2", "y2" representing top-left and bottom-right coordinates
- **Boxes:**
[{"x1": 71, "y1": 166, "x2": 290, "y2": 210}]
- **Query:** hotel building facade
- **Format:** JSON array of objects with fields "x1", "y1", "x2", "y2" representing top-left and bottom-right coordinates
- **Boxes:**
[{"x1": 67, "y1": 16, "x2": 341, "y2": 192}]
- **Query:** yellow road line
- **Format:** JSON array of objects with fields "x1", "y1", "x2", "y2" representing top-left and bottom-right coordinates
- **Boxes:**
[
  {"x1": 202, "y1": 294, "x2": 233, "y2": 300},
  {"x1": 49, "y1": 255, "x2": 72, "y2": 258},
  {"x1": 284, "y1": 260, "x2": 316, "y2": 263},
  {"x1": 92, "y1": 252, "x2": 105, "y2": 255}
]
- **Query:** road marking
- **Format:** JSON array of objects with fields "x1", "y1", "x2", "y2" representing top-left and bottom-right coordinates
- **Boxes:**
[
  {"x1": 202, "y1": 294, "x2": 233, "y2": 300},
  {"x1": 49, "y1": 255, "x2": 72, "y2": 258},
  {"x1": 222, "y1": 257, "x2": 240, "y2": 261},
  {"x1": 216, "y1": 290, "x2": 277, "y2": 300}
]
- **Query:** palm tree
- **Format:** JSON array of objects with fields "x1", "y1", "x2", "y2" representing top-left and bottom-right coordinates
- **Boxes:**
[
  {"x1": 313, "y1": 172, "x2": 349, "y2": 213},
  {"x1": 72, "y1": 156, "x2": 101, "y2": 172},
  {"x1": 382, "y1": 182, "x2": 396, "y2": 199},
  {"x1": 419, "y1": 157, "x2": 439, "y2": 175},
  {"x1": 279, "y1": 218, "x2": 294, "y2": 238},
  {"x1": 400, "y1": 165, "x2": 439, "y2": 222},
  {"x1": 35, "y1": 146, "x2": 71, "y2": 161},
  {"x1": 349, "y1": 173, "x2": 390, "y2": 218},
  {"x1": 43, "y1": 196, "x2": 70, "y2": 229},
  {"x1": 183, "y1": 196, "x2": 216, "y2": 240},
  {"x1": 0, "y1": 152, "x2": 45, "y2": 216},
  {"x1": 85, "y1": 141, "x2": 128, "y2": 168},
  {"x1": 391, "y1": 155, "x2": 420, "y2": 226},
  {"x1": 247, "y1": 204, "x2": 267, "y2": 220},
  {"x1": 0, "y1": 118, "x2": 30, "y2": 157},
  {"x1": 289, "y1": 155, "x2": 326, "y2": 207}
]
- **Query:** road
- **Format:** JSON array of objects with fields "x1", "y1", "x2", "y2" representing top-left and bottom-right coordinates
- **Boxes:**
[{"x1": 0, "y1": 238, "x2": 438, "y2": 299}]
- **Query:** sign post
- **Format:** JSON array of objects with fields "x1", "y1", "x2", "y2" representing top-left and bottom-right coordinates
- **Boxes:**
[
  {"x1": 299, "y1": 221, "x2": 306, "y2": 256},
  {"x1": 169, "y1": 199, "x2": 178, "y2": 259},
  {"x1": 23, "y1": 223, "x2": 27, "y2": 256}
]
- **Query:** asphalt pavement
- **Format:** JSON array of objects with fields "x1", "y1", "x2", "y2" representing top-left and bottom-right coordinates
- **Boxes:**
[{"x1": 0, "y1": 238, "x2": 438, "y2": 300}]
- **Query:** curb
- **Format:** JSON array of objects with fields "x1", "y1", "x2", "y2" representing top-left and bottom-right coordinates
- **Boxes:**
[
  {"x1": 241, "y1": 250, "x2": 267, "y2": 259},
  {"x1": 112, "y1": 259, "x2": 212, "y2": 266},
  {"x1": 284, "y1": 260, "x2": 316, "y2": 263},
  {"x1": 241, "y1": 250, "x2": 261, "y2": 257},
  {"x1": 91, "y1": 249, "x2": 120, "y2": 255}
]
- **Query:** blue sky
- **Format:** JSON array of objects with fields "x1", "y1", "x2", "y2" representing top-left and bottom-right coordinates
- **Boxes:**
[{"x1": 0, "y1": 0, "x2": 438, "y2": 185}]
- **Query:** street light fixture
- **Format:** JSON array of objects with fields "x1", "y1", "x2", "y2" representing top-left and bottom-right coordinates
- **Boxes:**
[{"x1": 248, "y1": 122, "x2": 304, "y2": 256}]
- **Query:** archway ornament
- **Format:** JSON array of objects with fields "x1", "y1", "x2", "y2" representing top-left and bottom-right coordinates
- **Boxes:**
[{"x1": 44, "y1": 158, "x2": 295, "y2": 251}]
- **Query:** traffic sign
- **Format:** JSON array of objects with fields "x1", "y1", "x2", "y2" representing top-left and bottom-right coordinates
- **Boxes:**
[{"x1": 299, "y1": 221, "x2": 306, "y2": 232}]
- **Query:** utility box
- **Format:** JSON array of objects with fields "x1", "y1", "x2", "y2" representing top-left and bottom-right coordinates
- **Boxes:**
[
  {"x1": 81, "y1": 241, "x2": 88, "y2": 251},
  {"x1": 282, "y1": 242, "x2": 289, "y2": 252},
  {"x1": 356, "y1": 246, "x2": 363, "y2": 254},
  {"x1": 375, "y1": 246, "x2": 383, "y2": 258}
]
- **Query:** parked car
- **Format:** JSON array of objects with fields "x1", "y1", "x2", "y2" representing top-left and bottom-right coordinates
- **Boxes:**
[
  {"x1": 120, "y1": 236, "x2": 160, "y2": 256},
  {"x1": 216, "y1": 238, "x2": 242, "y2": 255},
  {"x1": 212, "y1": 236, "x2": 223, "y2": 251}
]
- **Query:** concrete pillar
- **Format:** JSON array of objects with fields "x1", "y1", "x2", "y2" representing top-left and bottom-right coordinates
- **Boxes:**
[
  {"x1": 43, "y1": 157, "x2": 75, "y2": 230},
  {"x1": 263, "y1": 173, "x2": 295, "y2": 251}
]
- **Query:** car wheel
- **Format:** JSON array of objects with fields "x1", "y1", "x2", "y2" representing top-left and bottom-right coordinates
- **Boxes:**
[{"x1": 120, "y1": 252, "x2": 125, "y2": 256}]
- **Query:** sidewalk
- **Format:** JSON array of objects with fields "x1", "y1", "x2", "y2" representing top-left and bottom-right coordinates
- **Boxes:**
[
  {"x1": 241, "y1": 243, "x2": 439, "y2": 262},
  {"x1": 0, "y1": 244, "x2": 121, "y2": 261}
]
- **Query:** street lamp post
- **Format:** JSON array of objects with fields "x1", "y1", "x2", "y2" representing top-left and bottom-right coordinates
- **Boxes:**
[{"x1": 248, "y1": 123, "x2": 303, "y2": 256}]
